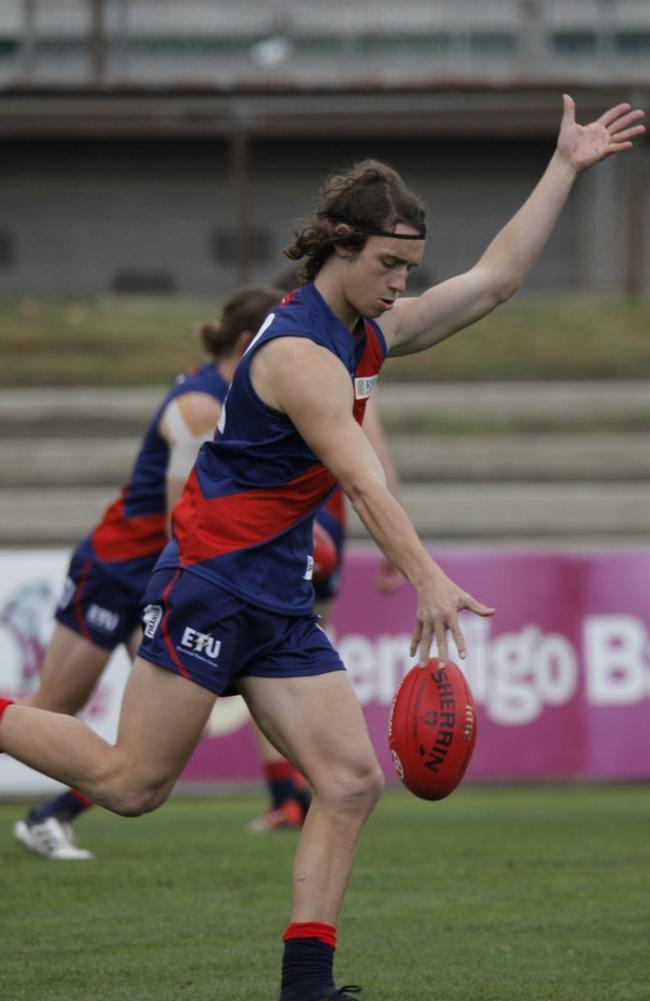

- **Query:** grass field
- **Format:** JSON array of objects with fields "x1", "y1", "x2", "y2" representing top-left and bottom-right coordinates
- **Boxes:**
[
  {"x1": 3, "y1": 295, "x2": 650, "y2": 386},
  {"x1": 3, "y1": 784, "x2": 649, "y2": 1001}
]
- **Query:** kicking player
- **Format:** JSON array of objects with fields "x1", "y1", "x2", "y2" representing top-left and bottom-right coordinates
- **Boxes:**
[
  {"x1": 248, "y1": 394, "x2": 404, "y2": 833},
  {"x1": 0, "y1": 96, "x2": 643, "y2": 1000},
  {"x1": 13, "y1": 285, "x2": 282, "y2": 860}
]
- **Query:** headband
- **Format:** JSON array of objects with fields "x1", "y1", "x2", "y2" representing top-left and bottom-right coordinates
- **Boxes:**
[{"x1": 354, "y1": 228, "x2": 425, "y2": 240}]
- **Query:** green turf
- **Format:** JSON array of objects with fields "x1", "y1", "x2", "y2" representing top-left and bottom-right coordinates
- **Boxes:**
[
  {"x1": 3, "y1": 295, "x2": 650, "y2": 385},
  {"x1": 2, "y1": 785, "x2": 649, "y2": 1000}
]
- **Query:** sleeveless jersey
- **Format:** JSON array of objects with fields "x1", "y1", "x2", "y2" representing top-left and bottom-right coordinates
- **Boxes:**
[
  {"x1": 158, "y1": 282, "x2": 387, "y2": 614},
  {"x1": 76, "y1": 362, "x2": 229, "y2": 591}
]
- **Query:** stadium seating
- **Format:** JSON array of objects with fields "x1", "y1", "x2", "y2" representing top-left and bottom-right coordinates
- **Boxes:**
[
  {"x1": 2, "y1": 381, "x2": 650, "y2": 544},
  {"x1": 1, "y1": 0, "x2": 650, "y2": 87}
]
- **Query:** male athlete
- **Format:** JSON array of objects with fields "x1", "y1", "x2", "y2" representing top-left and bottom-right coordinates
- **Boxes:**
[
  {"x1": 0, "y1": 96, "x2": 643, "y2": 1000},
  {"x1": 249, "y1": 393, "x2": 403, "y2": 833}
]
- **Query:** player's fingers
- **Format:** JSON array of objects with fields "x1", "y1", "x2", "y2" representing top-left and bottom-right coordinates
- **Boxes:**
[
  {"x1": 609, "y1": 124, "x2": 646, "y2": 146},
  {"x1": 417, "y1": 620, "x2": 435, "y2": 667},
  {"x1": 410, "y1": 620, "x2": 422, "y2": 658},
  {"x1": 599, "y1": 102, "x2": 632, "y2": 128},
  {"x1": 607, "y1": 109, "x2": 644, "y2": 136},
  {"x1": 449, "y1": 615, "x2": 466, "y2": 662},
  {"x1": 433, "y1": 620, "x2": 448, "y2": 669},
  {"x1": 561, "y1": 93, "x2": 576, "y2": 124},
  {"x1": 603, "y1": 142, "x2": 633, "y2": 155},
  {"x1": 460, "y1": 593, "x2": 496, "y2": 617}
]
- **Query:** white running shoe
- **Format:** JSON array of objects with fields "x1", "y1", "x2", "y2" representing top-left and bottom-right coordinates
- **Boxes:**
[{"x1": 13, "y1": 817, "x2": 93, "y2": 860}]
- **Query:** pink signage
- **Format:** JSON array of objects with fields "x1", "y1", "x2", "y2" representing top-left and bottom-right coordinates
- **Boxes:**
[{"x1": 180, "y1": 547, "x2": 650, "y2": 785}]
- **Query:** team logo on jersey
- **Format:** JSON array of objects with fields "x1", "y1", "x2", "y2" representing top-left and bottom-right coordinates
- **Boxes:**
[
  {"x1": 86, "y1": 603, "x2": 119, "y2": 634},
  {"x1": 180, "y1": 626, "x2": 221, "y2": 661},
  {"x1": 142, "y1": 603, "x2": 163, "y2": 639},
  {"x1": 354, "y1": 375, "x2": 378, "y2": 400}
]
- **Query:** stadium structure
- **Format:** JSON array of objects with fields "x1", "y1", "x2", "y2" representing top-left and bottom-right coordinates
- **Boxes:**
[{"x1": 0, "y1": 0, "x2": 648, "y2": 298}]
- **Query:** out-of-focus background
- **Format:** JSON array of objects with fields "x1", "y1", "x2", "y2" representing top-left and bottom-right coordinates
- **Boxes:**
[{"x1": 1, "y1": 0, "x2": 650, "y2": 794}]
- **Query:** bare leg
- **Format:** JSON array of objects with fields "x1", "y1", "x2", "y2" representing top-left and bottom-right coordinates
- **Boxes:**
[
  {"x1": 125, "y1": 626, "x2": 143, "y2": 662},
  {"x1": 247, "y1": 721, "x2": 311, "y2": 831},
  {"x1": 24, "y1": 623, "x2": 111, "y2": 713},
  {"x1": 1, "y1": 656, "x2": 216, "y2": 816},
  {"x1": 14, "y1": 623, "x2": 139, "y2": 859},
  {"x1": 240, "y1": 670, "x2": 384, "y2": 925},
  {"x1": 253, "y1": 722, "x2": 289, "y2": 764},
  {"x1": 251, "y1": 598, "x2": 333, "y2": 765}
]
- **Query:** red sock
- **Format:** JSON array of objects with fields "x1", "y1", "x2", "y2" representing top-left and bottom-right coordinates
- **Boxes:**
[
  {"x1": 265, "y1": 760, "x2": 299, "y2": 809},
  {"x1": 69, "y1": 788, "x2": 93, "y2": 809},
  {"x1": 0, "y1": 697, "x2": 14, "y2": 723},
  {"x1": 291, "y1": 766, "x2": 309, "y2": 792},
  {"x1": 0, "y1": 698, "x2": 14, "y2": 750},
  {"x1": 265, "y1": 760, "x2": 295, "y2": 783},
  {"x1": 283, "y1": 921, "x2": 337, "y2": 950}
]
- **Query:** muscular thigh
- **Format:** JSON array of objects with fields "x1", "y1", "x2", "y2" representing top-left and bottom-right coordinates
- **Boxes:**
[
  {"x1": 115, "y1": 655, "x2": 217, "y2": 788},
  {"x1": 28, "y1": 622, "x2": 111, "y2": 713},
  {"x1": 239, "y1": 671, "x2": 378, "y2": 790}
]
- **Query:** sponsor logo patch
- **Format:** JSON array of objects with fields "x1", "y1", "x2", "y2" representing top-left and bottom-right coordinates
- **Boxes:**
[
  {"x1": 142, "y1": 603, "x2": 163, "y2": 639},
  {"x1": 303, "y1": 555, "x2": 314, "y2": 581},
  {"x1": 354, "y1": 375, "x2": 378, "y2": 400},
  {"x1": 179, "y1": 626, "x2": 221, "y2": 662},
  {"x1": 86, "y1": 603, "x2": 119, "y2": 634}
]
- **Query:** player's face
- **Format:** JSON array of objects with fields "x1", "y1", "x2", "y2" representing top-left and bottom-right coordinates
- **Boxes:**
[{"x1": 343, "y1": 225, "x2": 424, "y2": 320}]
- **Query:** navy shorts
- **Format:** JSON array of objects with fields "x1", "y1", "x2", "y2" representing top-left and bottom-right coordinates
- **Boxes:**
[
  {"x1": 55, "y1": 550, "x2": 145, "y2": 651},
  {"x1": 137, "y1": 567, "x2": 345, "y2": 696}
]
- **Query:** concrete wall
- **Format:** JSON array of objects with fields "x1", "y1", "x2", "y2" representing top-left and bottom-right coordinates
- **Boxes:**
[{"x1": 0, "y1": 134, "x2": 600, "y2": 300}]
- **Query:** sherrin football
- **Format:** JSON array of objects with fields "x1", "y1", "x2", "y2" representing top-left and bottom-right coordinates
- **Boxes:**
[
  {"x1": 388, "y1": 658, "x2": 477, "y2": 801},
  {"x1": 312, "y1": 521, "x2": 337, "y2": 580}
]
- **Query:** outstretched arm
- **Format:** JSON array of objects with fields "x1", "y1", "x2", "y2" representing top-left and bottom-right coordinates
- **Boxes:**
[{"x1": 384, "y1": 95, "x2": 645, "y2": 356}]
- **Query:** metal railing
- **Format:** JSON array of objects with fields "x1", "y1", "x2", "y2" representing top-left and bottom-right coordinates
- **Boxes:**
[{"x1": 1, "y1": 0, "x2": 650, "y2": 87}]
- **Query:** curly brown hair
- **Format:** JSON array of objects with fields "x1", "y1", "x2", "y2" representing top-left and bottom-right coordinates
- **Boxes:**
[
  {"x1": 200, "y1": 285, "x2": 283, "y2": 359},
  {"x1": 284, "y1": 159, "x2": 427, "y2": 283}
]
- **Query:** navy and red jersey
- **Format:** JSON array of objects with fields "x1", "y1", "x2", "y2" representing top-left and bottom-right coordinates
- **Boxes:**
[
  {"x1": 157, "y1": 282, "x2": 387, "y2": 614},
  {"x1": 74, "y1": 362, "x2": 229, "y2": 596}
]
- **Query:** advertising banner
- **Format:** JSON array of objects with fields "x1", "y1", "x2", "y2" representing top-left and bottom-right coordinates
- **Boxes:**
[
  {"x1": 0, "y1": 547, "x2": 649, "y2": 796},
  {"x1": 0, "y1": 549, "x2": 130, "y2": 796}
]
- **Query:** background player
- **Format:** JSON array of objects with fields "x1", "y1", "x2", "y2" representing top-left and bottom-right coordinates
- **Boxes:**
[{"x1": 13, "y1": 285, "x2": 282, "y2": 859}]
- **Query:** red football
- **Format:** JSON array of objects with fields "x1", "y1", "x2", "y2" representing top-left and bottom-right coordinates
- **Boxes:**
[
  {"x1": 312, "y1": 521, "x2": 337, "y2": 580},
  {"x1": 388, "y1": 658, "x2": 477, "y2": 801}
]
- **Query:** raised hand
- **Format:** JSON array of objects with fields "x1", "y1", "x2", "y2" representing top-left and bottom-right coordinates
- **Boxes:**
[{"x1": 557, "y1": 94, "x2": 645, "y2": 173}]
